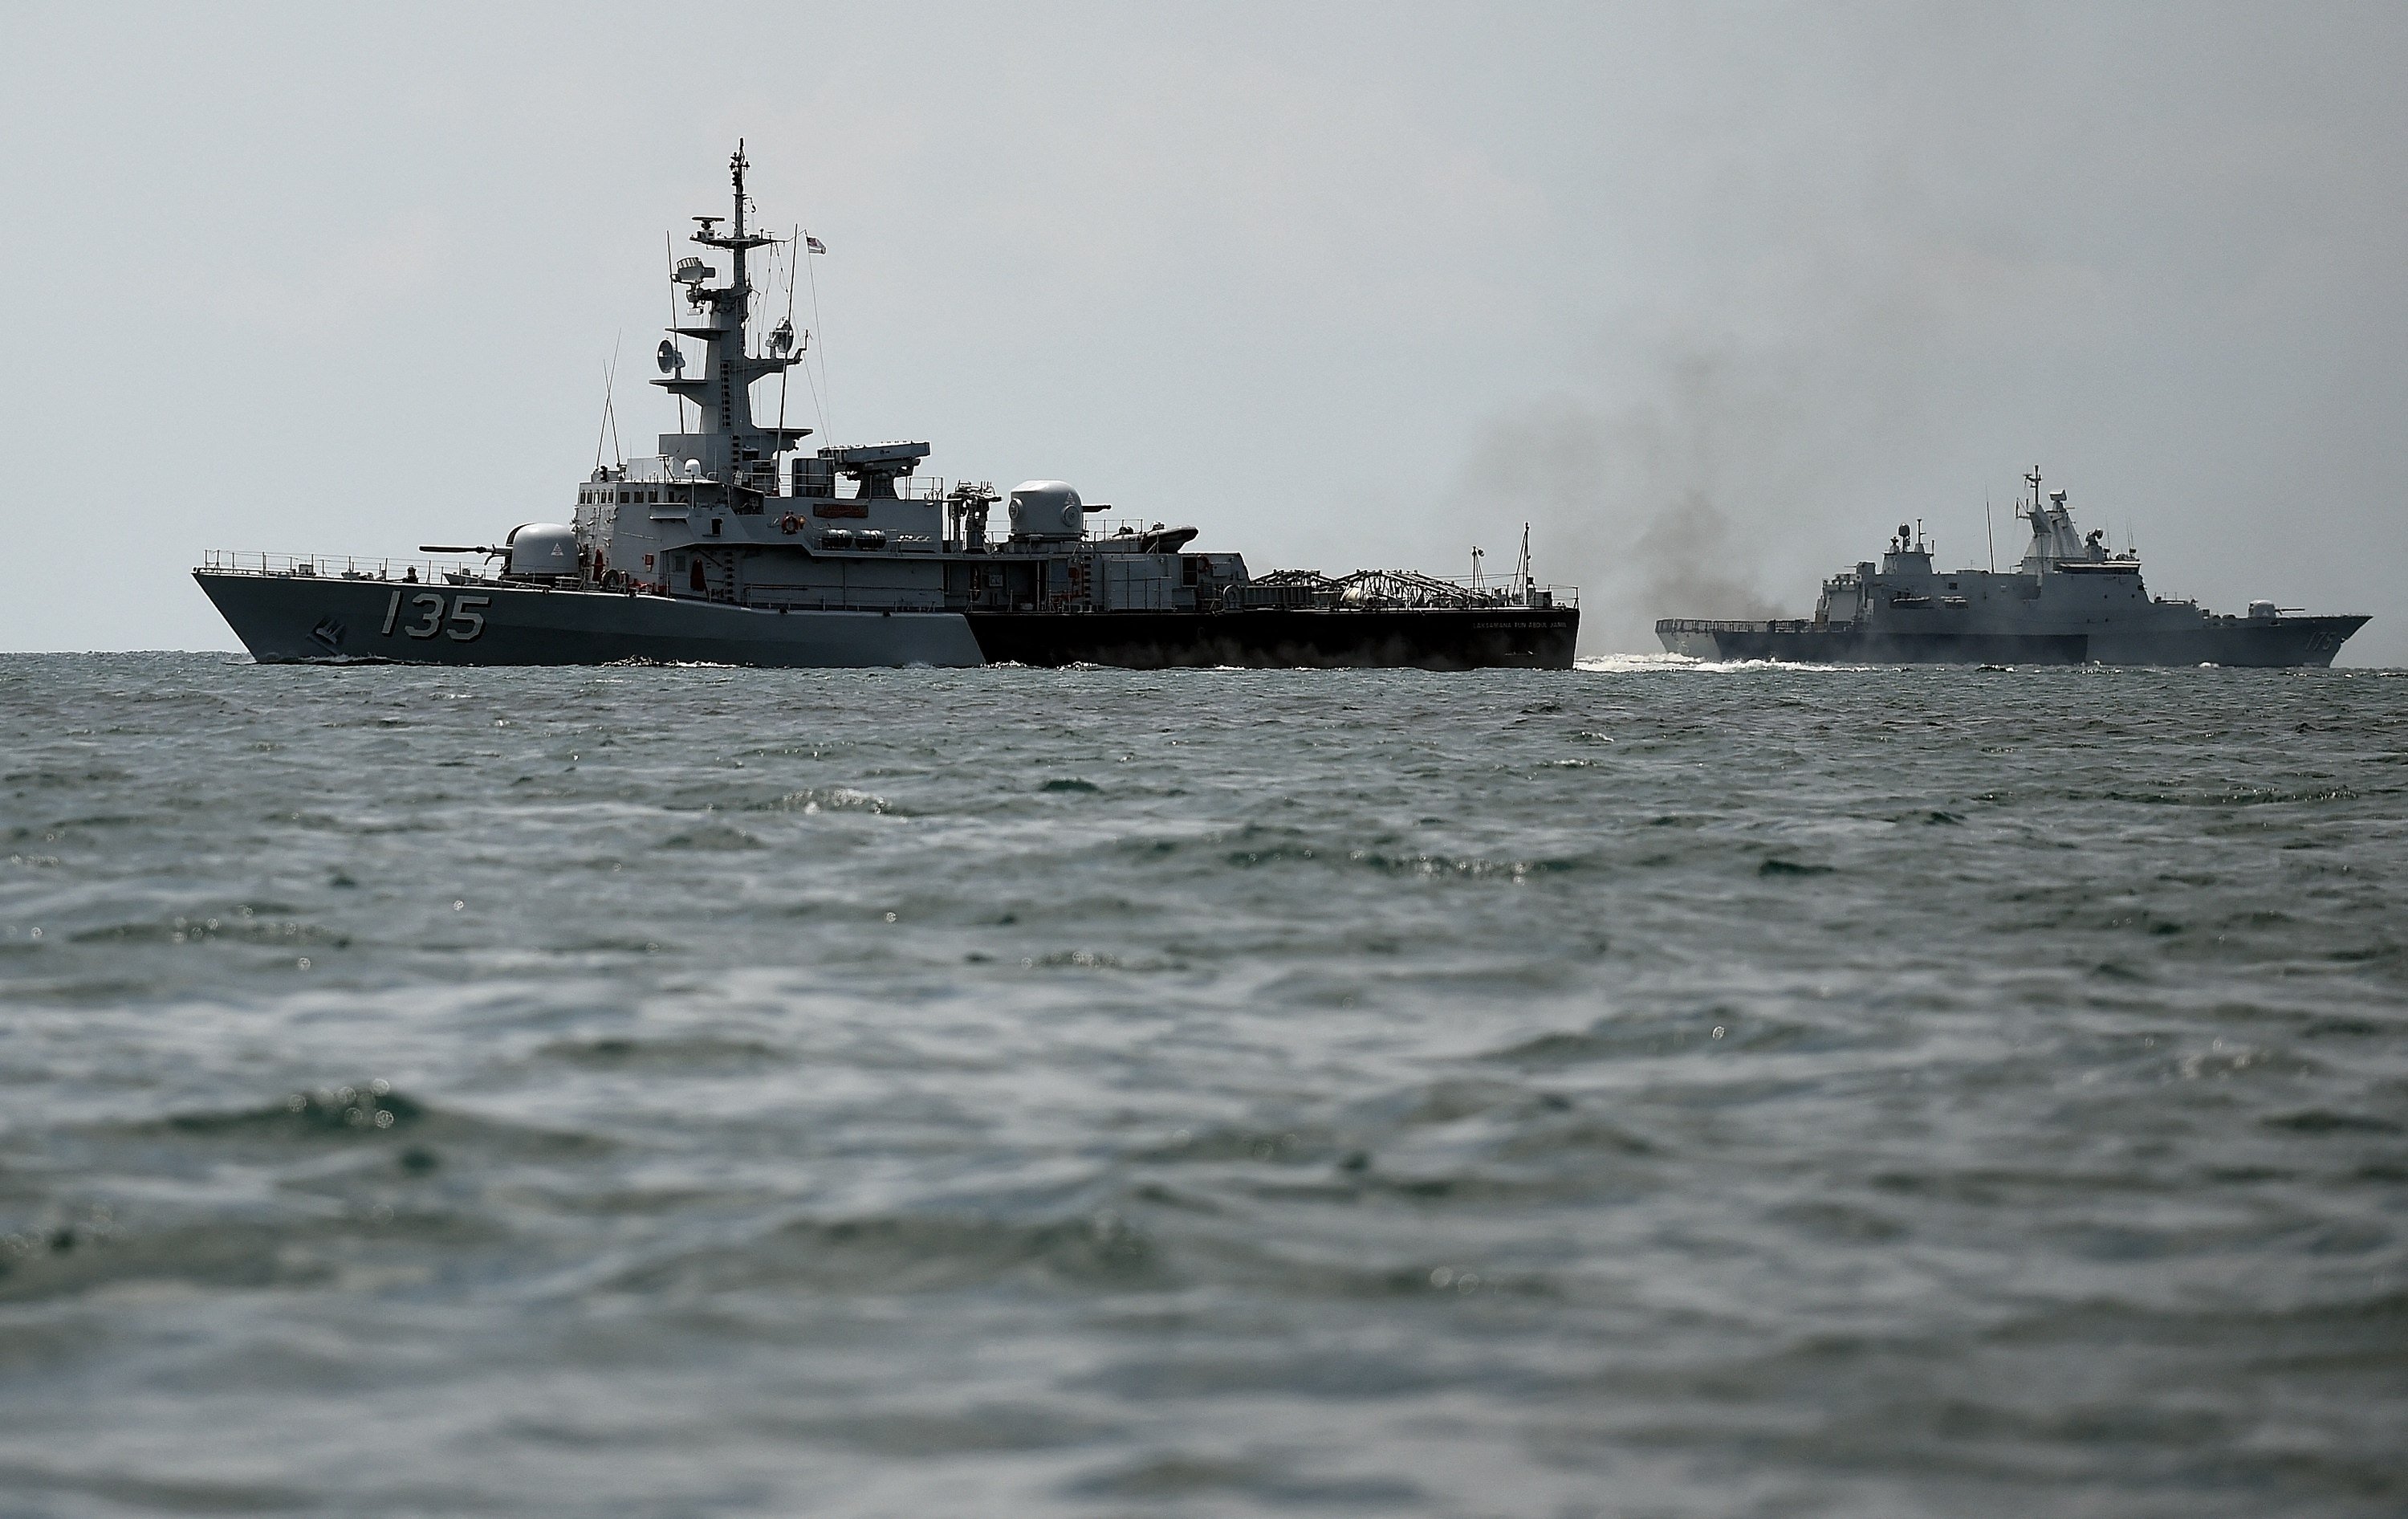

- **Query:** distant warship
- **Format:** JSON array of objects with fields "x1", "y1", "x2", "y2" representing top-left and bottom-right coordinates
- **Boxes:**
[
  {"x1": 196, "y1": 148, "x2": 1576, "y2": 670},
  {"x1": 1658, "y1": 470, "x2": 2366, "y2": 666}
]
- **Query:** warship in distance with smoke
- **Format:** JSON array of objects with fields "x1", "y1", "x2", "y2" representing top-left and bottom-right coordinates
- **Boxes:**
[
  {"x1": 1658, "y1": 468, "x2": 2368, "y2": 666},
  {"x1": 194, "y1": 147, "x2": 1577, "y2": 670}
]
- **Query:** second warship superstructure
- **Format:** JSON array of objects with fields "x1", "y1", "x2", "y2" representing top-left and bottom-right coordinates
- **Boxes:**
[
  {"x1": 197, "y1": 149, "x2": 1576, "y2": 670},
  {"x1": 1657, "y1": 470, "x2": 2366, "y2": 666}
]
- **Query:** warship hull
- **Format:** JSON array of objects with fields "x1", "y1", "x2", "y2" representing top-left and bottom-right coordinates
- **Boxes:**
[
  {"x1": 1657, "y1": 616, "x2": 2367, "y2": 667},
  {"x1": 196, "y1": 572, "x2": 986, "y2": 667},
  {"x1": 967, "y1": 606, "x2": 1577, "y2": 670},
  {"x1": 198, "y1": 572, "x2": 1579, "y2": 670}
]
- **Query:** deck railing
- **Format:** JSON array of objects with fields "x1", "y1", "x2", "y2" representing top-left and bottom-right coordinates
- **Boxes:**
[
  {"x1": 1656, "y1": 617, "x2": 1809, "y2": 633},
  {"x1": 197, "y1": 549, "x2": 498, "y2": 584}
]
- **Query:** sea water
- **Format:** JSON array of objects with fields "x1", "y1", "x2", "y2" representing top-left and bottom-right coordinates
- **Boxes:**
[{"x1": 1, "y1": 654, "x2": 2402, "y2": 1517}]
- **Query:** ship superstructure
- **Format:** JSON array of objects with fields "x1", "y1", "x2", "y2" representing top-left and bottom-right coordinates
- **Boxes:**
[
  {"x1": 195, "y1": 148, "x2": 1576, "y2": 670},
  {"x1": 1657, "y1": 470, "x2": 2365, "y2": 666}
]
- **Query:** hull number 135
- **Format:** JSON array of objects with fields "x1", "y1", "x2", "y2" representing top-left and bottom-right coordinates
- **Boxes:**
[{"x1": 380, "y1": 590, "x2": 490, "y2": 641}]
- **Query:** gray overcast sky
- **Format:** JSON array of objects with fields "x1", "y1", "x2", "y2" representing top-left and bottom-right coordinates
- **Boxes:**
[{"x1": 5, "y1": 2, "x2": 2403, "y2": 660}]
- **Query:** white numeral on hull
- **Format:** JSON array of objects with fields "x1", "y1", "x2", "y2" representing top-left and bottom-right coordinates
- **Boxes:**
[{"x1": 380, "y1": 590, "x2": 490, "y2": 641}]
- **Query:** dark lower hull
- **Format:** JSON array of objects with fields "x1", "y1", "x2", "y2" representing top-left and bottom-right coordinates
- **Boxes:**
[
  {"x1": 1657, "y1": 616, "x2": 2368, "y2": 667},
  {"x1": 197, "y1": 571, "x2": 1579, "y2": 670},
  {"x1": 197, "y1": 572, "x2": 985, "y2": 667},
  {"x1": 966, "y1": 606, "x2": 1580, "y2": 670}
]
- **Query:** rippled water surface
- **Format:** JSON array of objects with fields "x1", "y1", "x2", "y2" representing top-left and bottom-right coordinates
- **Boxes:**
[{"x1": 2, "y1": 653, "x2": 2404, "y2": 1517}]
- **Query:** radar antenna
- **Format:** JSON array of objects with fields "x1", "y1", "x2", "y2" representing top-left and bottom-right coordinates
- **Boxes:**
[{"x1": 651, "y1": 144, "x2": 811, "y2": 495}]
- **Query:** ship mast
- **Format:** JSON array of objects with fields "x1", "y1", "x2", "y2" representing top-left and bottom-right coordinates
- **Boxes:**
[
  {"x1": 652, "y1": 142, "x2": 810, "y2": 498},
  {"x1": 726, "y1": 143, "x2": 755, "y2": 340}
]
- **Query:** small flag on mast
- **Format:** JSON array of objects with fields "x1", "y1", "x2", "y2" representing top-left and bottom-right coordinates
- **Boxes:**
[{"x1": 804, "y1": 234, "x2": 827, "y2": 254}]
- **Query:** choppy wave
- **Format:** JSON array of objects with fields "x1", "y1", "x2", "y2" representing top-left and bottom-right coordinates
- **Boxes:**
[{"x1": 1, "y1": 653, "x2": 2403, "y2": 1516}]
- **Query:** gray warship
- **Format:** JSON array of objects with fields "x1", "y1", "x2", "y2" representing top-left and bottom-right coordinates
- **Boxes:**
[
  {"x1": 1658, "y1": 470, "x2": 2366, "y2": 666},
  {"x1": 197, "y1": 148, "x2": 1576, "y2": 670}
]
